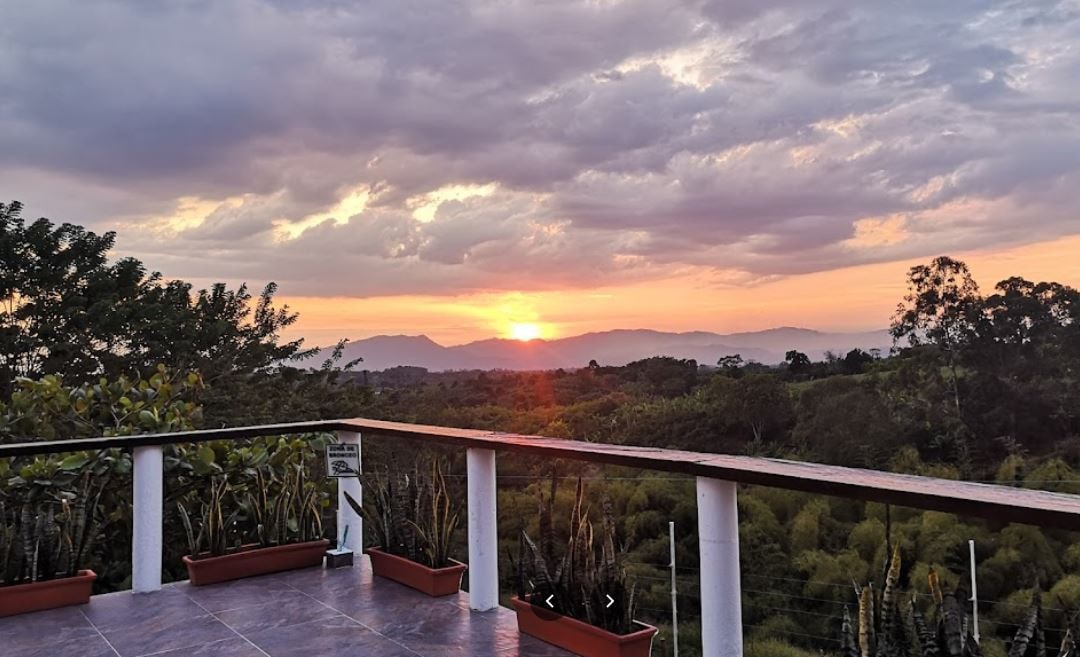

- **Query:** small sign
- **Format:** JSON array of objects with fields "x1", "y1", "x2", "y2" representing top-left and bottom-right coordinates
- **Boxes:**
[{"x1": 326, "y1": 443, "x2": 360, "y2": 478}]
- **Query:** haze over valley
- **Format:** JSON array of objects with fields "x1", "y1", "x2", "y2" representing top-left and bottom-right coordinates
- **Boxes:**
[{"x1": 336, "y1": 327, "x2": 891, "y2": 371}]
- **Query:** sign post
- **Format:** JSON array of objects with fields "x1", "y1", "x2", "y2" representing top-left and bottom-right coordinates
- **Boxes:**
[{"x1": 327, "y1": 435, "x2": 362, "y2": 567}]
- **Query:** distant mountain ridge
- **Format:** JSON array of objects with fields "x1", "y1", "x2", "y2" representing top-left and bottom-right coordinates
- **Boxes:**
[{"x1": 329, "y1": 327, "x2": 892, "y2": 372}]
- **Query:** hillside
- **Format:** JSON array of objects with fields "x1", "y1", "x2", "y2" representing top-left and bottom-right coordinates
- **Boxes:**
[{"x1": 332, "y1": 327, "x2": 891, "y2": 371}]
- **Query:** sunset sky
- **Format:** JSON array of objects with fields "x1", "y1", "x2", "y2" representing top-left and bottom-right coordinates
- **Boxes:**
[{"x1": 3, "y1": 1, "x2": 1079, "y2": 346}]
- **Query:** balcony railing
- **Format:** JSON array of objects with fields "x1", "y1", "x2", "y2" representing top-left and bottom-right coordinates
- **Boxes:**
[{"x1": 5, "y1": 417, "x2": 1080, "y2": 656}]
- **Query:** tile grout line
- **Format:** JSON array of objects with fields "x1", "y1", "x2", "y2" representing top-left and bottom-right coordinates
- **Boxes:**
[
  {"x1": 132, "y1": 637, "x2": 241, "y2": 657},
  {"x1": 79, "y1": 609, "x2": 123, "y2": 657},
  {"x1": 282, "y1": 580, "x2": 426, "y2": 657},
  {"x1": 186, "y1": 596, "x2": 274, "y2": 657}
]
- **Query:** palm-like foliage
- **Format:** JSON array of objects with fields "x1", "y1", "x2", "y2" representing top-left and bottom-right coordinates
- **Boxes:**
[{"x1": 511, "y1": 474, "x2": 639, "y2": 635}]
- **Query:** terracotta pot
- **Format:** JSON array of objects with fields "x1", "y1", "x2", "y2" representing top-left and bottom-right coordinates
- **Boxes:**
[
  {"x1": 511, "y1": 596, "x2": 658, "y2": 657},
  {"x1": 0, "y1": 570, "x2": 97, "y2": 617},
  {"x1": 366, "y1": 547, "x2": 466, "y2": 597},
  {"x1": 183, "y1": 539, "x2": 329, "y2": 586}
]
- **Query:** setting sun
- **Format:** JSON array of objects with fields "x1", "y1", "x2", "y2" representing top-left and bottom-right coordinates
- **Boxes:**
[{"x1": 509, "y1": 322, "x2": 542, "y2": 341}]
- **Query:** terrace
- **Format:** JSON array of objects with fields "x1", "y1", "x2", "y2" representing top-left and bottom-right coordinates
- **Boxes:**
[
  {"x1": 4, "y1": 417, "x2": 1080, "y2": 657},
  {"x1": 1, "y1": 556, "x2": 571, "y2": 657}
]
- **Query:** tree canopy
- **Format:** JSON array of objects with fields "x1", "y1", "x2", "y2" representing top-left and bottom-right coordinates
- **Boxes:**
[{"x1": 0, "y1": 200, "x2": 304, "y2": 399}]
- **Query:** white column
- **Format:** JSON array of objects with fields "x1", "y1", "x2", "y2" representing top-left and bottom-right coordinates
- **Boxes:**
[
  {"x1": 132, "y1": 445, "x2": 163, "y2": 593},
  {"x1": 697, "y1": 477, "x2": 742, "y2": 657},
  {"x1": 336, "y1": 431, "x2": 363, "y2": 554},
  {"x1": 467, "y1": 448, "x2": 499, "y2": 611}
]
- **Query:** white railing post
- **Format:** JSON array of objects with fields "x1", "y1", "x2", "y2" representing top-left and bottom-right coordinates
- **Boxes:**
[
  {"x1": 132, "y1": 445, "x2": 163, "y2": 593},
  {"x1": 697, "y1": 477, "x2": 742, "y2": 657},
  {"x1": 336, "y1": 431, "x2": 363, "y2": 554},
  {"x1": 467, "y1": 448, "x2": 499, "y2": 611}
]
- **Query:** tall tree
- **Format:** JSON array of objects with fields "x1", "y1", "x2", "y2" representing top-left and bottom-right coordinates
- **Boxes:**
[
  {"x1": 891, "y1": 256, "x2": 982, "y2": 413},
  {"x1": 0, "y1": 201, "x2": 304, "y2": 396}
]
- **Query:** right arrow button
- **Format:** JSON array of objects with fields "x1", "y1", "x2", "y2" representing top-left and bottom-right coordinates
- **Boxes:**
[{"x1": 605, "y1": 594, "x2": 615, "y2": 609}]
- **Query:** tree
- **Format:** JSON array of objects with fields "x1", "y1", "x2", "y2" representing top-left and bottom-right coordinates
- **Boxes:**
[
  {"x1": 785, "y1": 350, "x2": 812, "y2": 377},
  {"x1": 717, "y1": 354, "x2": 744, "y2": 369},
  {"x1": 130, "y1": 280, "x2": 304, "y2": 383},
  {"x1": 0, "y1": 201, "x2": 305, "y2": 395},
  {"x1": 1, "y1": 201, "x2": 148, "y2": 394},
  {"x1": 891, "y1": 256, "x2": 981, "y2": 350},
  {"x1": 841, "y1": 348, "x2": 874, "y2": 375},
  {"x1": 723, "y1": 373, "x2": 794, "y2": 443},
  {"x1": 891, "y1": 256, "x2": 981, "y2": 413}
]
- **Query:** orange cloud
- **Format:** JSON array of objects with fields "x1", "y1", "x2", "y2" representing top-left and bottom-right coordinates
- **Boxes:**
[{"x1": 281, "y1": 234, "x2": 1080, "y2": 347}]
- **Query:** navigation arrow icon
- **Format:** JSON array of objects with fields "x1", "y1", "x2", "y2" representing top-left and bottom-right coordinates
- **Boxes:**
[
  {"x1": 545, "y1": 594, "x2": 555, "y2": 608},
  {"x1": 605, "y1": 594, "x2": 615, "y2": 609}
]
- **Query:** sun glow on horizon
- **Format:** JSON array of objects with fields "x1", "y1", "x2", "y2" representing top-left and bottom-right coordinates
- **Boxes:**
[{"x1": 508, "y1": 322, "x2": 543, "y2": 341}]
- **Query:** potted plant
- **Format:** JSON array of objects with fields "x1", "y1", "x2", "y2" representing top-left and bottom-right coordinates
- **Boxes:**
[
  {"x1": 344, "y1": 458, "x2": 465, "y2": 596},
  {"x1": 179, "y1": 465, "x2": 329, "y2": 586},
  {"x1": 509, "y1": 477, "x2": 657, "y2": 657},
  {"x1": 0, "y1": 475, "x2": 102, "y2": 617}
]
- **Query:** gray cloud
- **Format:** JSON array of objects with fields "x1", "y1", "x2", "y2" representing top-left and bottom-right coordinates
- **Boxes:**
[{"x1": 1, "y1": 0, "x2": 1079, "y2": 297}]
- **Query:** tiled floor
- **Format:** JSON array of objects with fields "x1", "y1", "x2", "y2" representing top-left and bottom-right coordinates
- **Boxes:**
[{"x1": 0, "y1": 558, "x2": 575, "y2": 657}]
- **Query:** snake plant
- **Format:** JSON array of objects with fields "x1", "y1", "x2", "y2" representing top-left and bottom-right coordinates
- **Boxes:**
[
  {"x1": 343, "y1": 457, "x2": 461, "y2": 568},
  {"x1": 842, "y1": 545, "x2": 1071, "y2": 657},
  {"x1": 510, "y1": 474, "x2": 639, "y2": 635},
  {"x1": 0, "y1": 472, "x2": 103, "y2": 586},
  {"x1": 178, "y1": 463, "x2": 324, "y2": 558}
]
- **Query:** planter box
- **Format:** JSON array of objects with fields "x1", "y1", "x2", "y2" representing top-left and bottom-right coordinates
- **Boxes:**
[
  {"x1": 183, "y1": 540, "x2": 329, "y2": 586},
  {"x1": 367, "y1": 547, "x2": 466, "y2": 597},
  {"x1": 511, "y1": 596, "x2": 658, "y2": 657},
  {"x1": 0, "y1": 570, "x2": 97, "y2": 617}
]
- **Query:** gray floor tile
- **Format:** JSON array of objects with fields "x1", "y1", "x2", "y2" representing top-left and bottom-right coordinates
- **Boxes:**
[
  {"x1": 8, "y1": 632, "x2": 117, "y2": 657},
  {"x1": 149, "y1": 636, "x2": 268, "y2": 656},
  {"x1": 179, "y1": 575, "x2": 297, "y2": 613},
  {"x1": 0, "y1": 605, "x2": 98, "y2": 652},
  {"x1": 214, "y1": 591, "x2": 340, "y2": 634},
  {"x1": 244, "y1": 615, "x2": 417, "y2": 657},
  {"x1": 99, "y1": 612, "x2": 235, "y2": 657},
  {"x1": 376, "y1": 603, "x2": 521, "y2": 657},
  {"x1": 83, "y1": 587, "x2": 206, "y2": 633}
]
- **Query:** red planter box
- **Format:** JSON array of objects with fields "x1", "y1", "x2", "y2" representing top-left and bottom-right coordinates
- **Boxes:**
[
  {"x1": 367, "y1": 547, "x2": 466, "y2": 597},
  {"x1": 511, "y1": 596, "x2": 658, "y2": 657},
  {"x1": 183, "y1": 540, "x2": 329, "y2": 586},
  {"x1": 0, "y1": 570, "x2": 97, "y2": 617}
]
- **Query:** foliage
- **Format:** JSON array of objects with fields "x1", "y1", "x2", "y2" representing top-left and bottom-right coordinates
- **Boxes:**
[
  {"x1": 714, "y1": 373, "x2": 794, "y2": 444},
  {"x1": 512, "y1": 475, "x2": 639, "y2": 635},
  {"x1": 0, "y1": 472, "x2": 103, "y2": 585},
  {"x1": 0, "y1": 203, "x2": 304, "y2": 395},
  {"x1": 0, "y1": 366, "x2": 204, "y2": 442},
  {"x1": 345, "y1": 458, "x2": 461, "y2": 568},
  {"x1": 178, "y1": 458, "x2": 326, "y2": 558},
  {"x1": 839, "y1": 544, "x2": 1079, "y2": 657},
  {"x1": 5, "y1": 214, "x2": 1080, "y2": 657}
]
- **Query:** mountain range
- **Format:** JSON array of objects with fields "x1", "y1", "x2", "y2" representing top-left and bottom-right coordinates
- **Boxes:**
[{"x1": 330, "y1": 327, "x2": 893, "y2": 372}]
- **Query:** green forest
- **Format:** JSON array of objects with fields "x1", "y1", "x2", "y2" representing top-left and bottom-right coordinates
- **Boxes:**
[{"x1": 3, "y1": 199, "x2": 1080, "y2": 656}]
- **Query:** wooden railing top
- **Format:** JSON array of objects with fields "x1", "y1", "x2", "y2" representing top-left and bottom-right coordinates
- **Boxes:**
[{"x1": 3, "y1": 417, "x2": 1080, "y2": 531}]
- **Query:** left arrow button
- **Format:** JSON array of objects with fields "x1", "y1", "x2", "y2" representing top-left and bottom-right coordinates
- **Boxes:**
[{"x1": 545, "y1": 594, "x2": 555, "y2": 608}]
